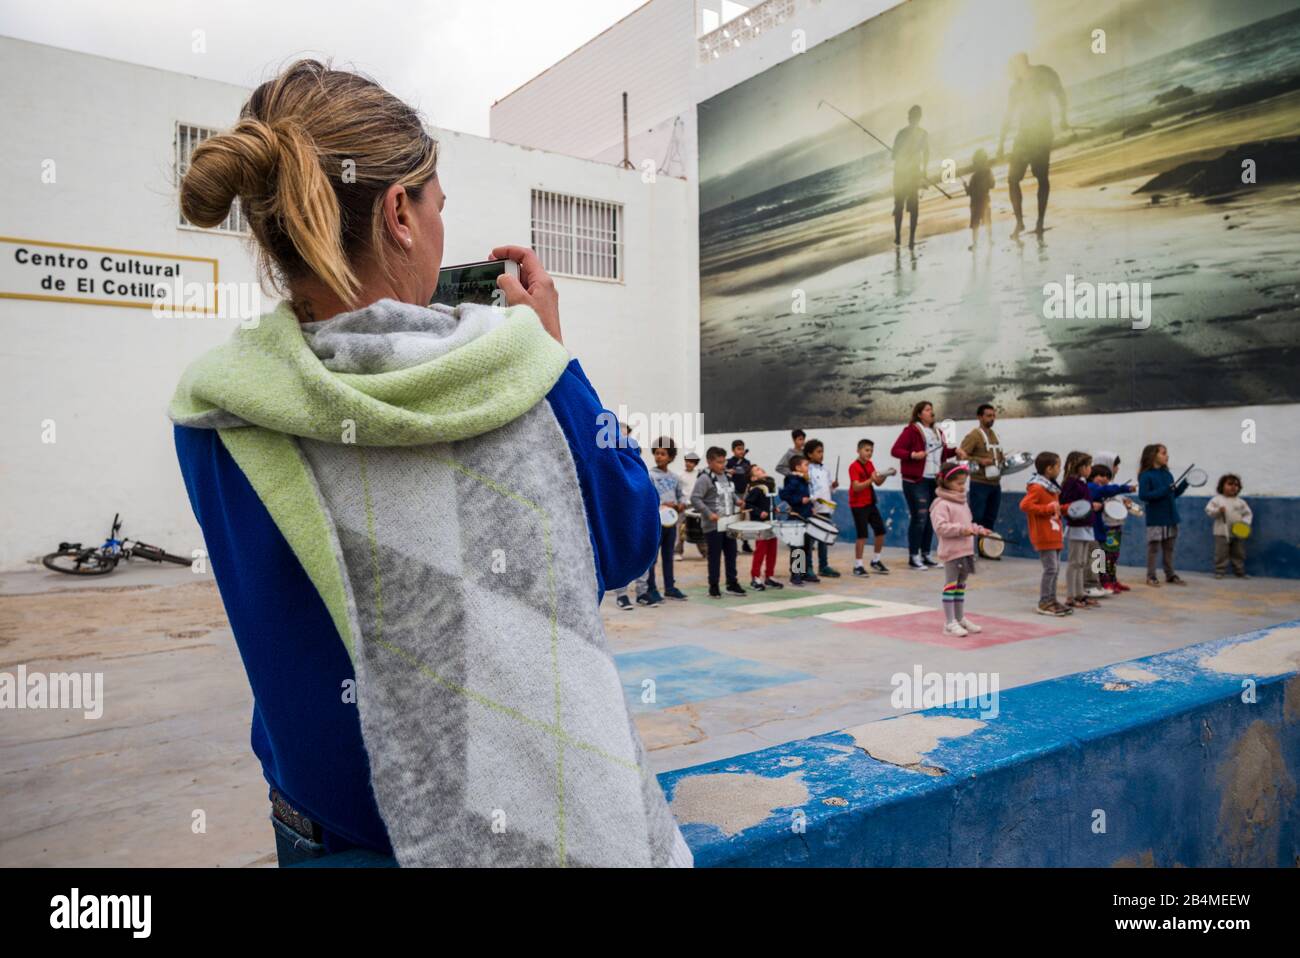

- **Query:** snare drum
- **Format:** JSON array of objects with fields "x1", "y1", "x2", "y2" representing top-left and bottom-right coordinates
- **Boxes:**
[
  {"x1": 683, "y1": 509, "x2": 704, "y2": 545},
  {"x1": 1102, "y1": 499, "x2": 1129, "y2": 525},
  {"x1": 716, "y1": 513, "x2": 738, "y2": 533},
  {"x1": 772, "y1": 519, "x2": 808, "y2": 547},
  {"x1": 805, "y1": 515, "x2": 839, "y2": 544},
  {"x1": 659, "y1": 506, "x2": 678, "y2": 528},
  {"x1": 728, "y1": 520, "x2": 772, "y2": 541}
]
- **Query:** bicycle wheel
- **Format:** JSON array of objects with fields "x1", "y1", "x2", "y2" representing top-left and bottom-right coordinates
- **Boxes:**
[
  {"x1": 42, "y1": 549, "x2": 118, "y2": 576},
  {"x1": 131, "y1": 542, "x2": 192, "y2": 566}
]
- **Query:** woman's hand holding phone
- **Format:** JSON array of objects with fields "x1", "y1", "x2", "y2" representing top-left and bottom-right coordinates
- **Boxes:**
[{"x1": 490, "y1": 245, "x2": 562, "y2": 345}]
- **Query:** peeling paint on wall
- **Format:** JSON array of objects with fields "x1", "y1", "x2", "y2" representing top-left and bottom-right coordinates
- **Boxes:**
[
  {"x1": 843, "y1": 714, "x2": 985, "y2": 773},
  {"x1": 669, "y1": 771, "x2": 809, "y2": 836}
]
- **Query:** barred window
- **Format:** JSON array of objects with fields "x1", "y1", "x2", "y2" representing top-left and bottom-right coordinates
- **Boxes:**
[
  {"x1": 530, "y1": 189, "x2": 623, "y2": 281},
  {"x1": 175, "y1": 122, "x2": 250, "y2": 234}
]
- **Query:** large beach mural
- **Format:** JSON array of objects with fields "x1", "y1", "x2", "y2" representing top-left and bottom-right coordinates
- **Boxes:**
[{"x1": 698, "y1": 0, "x2": 1300, "y2": 430}]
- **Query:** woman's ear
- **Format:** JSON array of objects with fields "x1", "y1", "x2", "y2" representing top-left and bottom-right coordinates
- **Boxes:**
[{"x1": 382, "y1": 184, "x2": 414, "y2": 249}]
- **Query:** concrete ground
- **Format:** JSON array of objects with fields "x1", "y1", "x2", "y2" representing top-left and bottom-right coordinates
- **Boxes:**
[{"x1": 2, "y1": 544, "x2": 1297, "y2": 867}]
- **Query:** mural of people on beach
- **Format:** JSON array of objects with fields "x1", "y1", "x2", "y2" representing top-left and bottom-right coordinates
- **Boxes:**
[{"x1": 698, "y1": 0, "x2": 1300, "y2": 431}]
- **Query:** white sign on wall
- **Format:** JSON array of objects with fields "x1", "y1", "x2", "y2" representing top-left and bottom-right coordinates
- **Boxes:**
[{"x1": 0, "y1": 236, "x2": 219, "y2": 313}]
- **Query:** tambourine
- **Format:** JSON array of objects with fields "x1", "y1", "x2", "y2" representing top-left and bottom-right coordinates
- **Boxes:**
[
  {"x1": 1000, "y1": 451, "x2": 1034, "y2": 475},
  {"x1": 1102, "y1": 499, "x2": 1129, "y2": 523},
  {"x1": 976, "y1": 534, "x2": 1005, "y2": 558}
]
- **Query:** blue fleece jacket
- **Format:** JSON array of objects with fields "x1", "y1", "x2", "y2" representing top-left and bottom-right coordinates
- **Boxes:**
[
  {"x1": 781, "y1": 474, "x2": 813, "y2": 518},
  {"x1": 1087, "y1": 480, "x2": 1133, "y2": 539},
  {"x1": 1138, "y1": 466, "x2": 1188, "y2": 527},
  {"x1": 174, "y1": 358, "x2": 658, "y2": 855}
]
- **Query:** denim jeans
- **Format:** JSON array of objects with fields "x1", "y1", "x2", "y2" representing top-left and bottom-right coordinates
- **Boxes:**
[
  {"x1": 645, "y1": 525, "x2": 676, "y2": 592},
  {"x1": 967, "y1": 481, "x2": 1002, "y2": 533},
  {"x1": 705, "y1": 529, "x2": 738, "y2": 588},
  {"x1": 902, "y1": 478, "x2": 937, "y2": 556}
]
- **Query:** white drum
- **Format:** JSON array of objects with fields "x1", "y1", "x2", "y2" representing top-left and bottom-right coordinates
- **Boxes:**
[
  {"x1": 716, "y1": 513, "x2": 738, "y2": 532},
  {"x1": 772, "y1": 519, "x2": 808, "y2": 547},
  {"x1": 728, "y1": 520, "x2": 772, "y2": 541},
  {"x1": 805, "y1": 514, "x2": 839, "y2": 544},
  {"x1": 1065, "y1": 499, "x2": 1092, "y2": 521},
  {"x1": 659, "y1": 506, "x2": 679, "y2": 528},
  {"x1": 1102, "y1": 499, "x2": 1128, "y2": 525},
  {"x1": 976, "y1": 535, "x2": 1005, "y2": 558}
]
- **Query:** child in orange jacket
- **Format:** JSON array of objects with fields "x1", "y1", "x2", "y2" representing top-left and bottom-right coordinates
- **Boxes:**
[{"x1": 1020, "y1": 451, "x2": 1070, "y2": 616}]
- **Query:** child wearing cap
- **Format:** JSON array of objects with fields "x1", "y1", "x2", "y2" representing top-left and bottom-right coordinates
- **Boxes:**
[{"x1": 676, "y1": 451, "x2": 702, "y2": 557}]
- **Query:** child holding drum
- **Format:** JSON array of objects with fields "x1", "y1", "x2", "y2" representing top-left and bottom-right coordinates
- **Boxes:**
[
  {"x1": 1087, "y1": 454, "x2": 1137, "y2": 594},
  {"x1": 647, "y1": 437, "x2": 689, "y2": 602},
  {"x1": 779, "y1": 455, "x2": 820, "y2": 586},
  {"x1": 743, "y1": 466, "x2": 784, "y2": 591},
  {"x1": 929, "y1": 460, "x2": 992, "y2": 637},
  {"x1": 1059, "y1": 451, "x2": 1103, "y2": 609},
  {"x1": 1137, "y1": 443, "x2": 1190, "y2": 587},
  {"x1": 1206, "y1": 473, "x2": 1253, "y2": 578}
]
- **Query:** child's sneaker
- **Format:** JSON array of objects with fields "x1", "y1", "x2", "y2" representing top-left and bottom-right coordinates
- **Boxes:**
[
  {"x1": 908, "y1": 555, "x2": 926, "y2": 571},
  {"x1": 1037, "y1": 599, "x2": 1067, "y2": 617},
  {"x1": 664, "y1": 586, "x2": 688, "y2": 600},
  {"x1": 646, "y1": 589, "x2": 665, "y2": 605},
  {"x1": 1166, "y1": 575, "x2": 1186, "y2": 586},
  {"x1": 1145, "y1": 575, "x2": 1160, "y2": 587},
  {"x1": 1113, "y1": 581, "x2": 1131, "y2": 592},
  {"x1": 943, "y1": 621, "x2": 969, "y2": 637},
  {"x1": 819, "y1": 566, "x2": 842, "y2": 578},
  {"x1": 725, "y1": 581, "x2": 747, "y2": 596},
  {"x1": 802, "y1": 572, "x2": 822, "y2": 583},
  {"x1": 789, "y1": 574, "x2": 805, "y2": 586},
  {"x1": 1053, "y1": 601, "x2": 1075, "y2": 615},
  {"x1": 763, "y1": 577, "x2": 785, "y2": 589},
  {"x1": 708, "y1": 587, "x2": 722, "y2": 598},
  {"x1": 1084, "y1": 587, "x2": 1108, "y2": 598},
  {"x1": 957, "y1": 618, "x2": 982, "y2": 634},
  {"x1": 852, "y1": 565, "x2": 869, "y2": 577},
  {"x1": 870, "y1": 559, "x2": 890, "y2": 574},
  {"x1": 921, "y1": 554, "x2": 940, "y2": 568},
  {"x1": 616, "y1": 595, "x2": 633, "y2": 611},
  {"x1": 750, "y1": 578, "x2": 766, "y2": 591}
]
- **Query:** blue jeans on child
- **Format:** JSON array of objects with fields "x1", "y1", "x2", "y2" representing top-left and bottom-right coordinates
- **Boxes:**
[
  {"x1": 645, "y1": 525, "x2": 676, "y2": 593},
  {"x1": 902, "y1": 478, "x2": 937, "y2": 556}
]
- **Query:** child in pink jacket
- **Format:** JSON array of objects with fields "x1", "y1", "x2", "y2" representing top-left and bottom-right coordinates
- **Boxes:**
[{"x1": 929, "y1": 460, "x2": 993, "y2": 637}]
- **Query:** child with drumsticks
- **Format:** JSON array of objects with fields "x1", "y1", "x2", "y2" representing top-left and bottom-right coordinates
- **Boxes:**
[
  {"x1": 779, "y1": 455, "x2": 820, "y2": 586},
  {"x1": 1086, "y1": 453, "x2": 1137, "y2": 594},
  {"x1": 929, "y1": 460, "x2": 992, "y2": 637},
  {"x1": 647, "y1": 437, "x2": 689, "y2": 602},
  {"x1": 1138, "y1": 444, "x2": 1189, "y2": 587},
  {"x1": 803, "y1": 439, "x2": 841, "y2": 577},
  {"x1": 1206, "y1": 474, "x2": 1252, "y2": 579},
  {"x1": 1020, "y1": 451, "x2": 1071, "y2": 617},
  {"x1": 743, "y1": 466, "x2": 784, "y2": 591},
  {"x1": 849, "y1": 438, "x2": 894, "y2": 575}
]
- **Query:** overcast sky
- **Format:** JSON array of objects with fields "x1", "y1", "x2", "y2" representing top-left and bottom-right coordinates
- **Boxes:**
[{"x1": 0, "y1": 0, "x2": 648, "y2": 135}]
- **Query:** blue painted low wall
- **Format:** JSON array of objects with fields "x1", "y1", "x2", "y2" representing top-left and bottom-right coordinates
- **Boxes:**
[
  {"x1": 659, "y1": 621, "x2": 1300, "y2": 867},
  {"x1": 825, "y1": 488, "x2": 1300, "y2": 579}
]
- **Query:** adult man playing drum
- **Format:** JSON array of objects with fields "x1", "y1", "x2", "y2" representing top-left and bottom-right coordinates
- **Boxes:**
[{"x1": 960, "y1": 403, "x2": 1004, "y2": 544}]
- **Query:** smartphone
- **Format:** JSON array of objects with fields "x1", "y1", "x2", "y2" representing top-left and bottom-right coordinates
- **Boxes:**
[{"x1": 431, "y1": 259, "x2": 519, "y2": 307}]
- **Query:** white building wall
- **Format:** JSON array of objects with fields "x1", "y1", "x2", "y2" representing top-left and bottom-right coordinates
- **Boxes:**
[{"x1": 0, "y1": 37, "x2": 692, "y2": 570}]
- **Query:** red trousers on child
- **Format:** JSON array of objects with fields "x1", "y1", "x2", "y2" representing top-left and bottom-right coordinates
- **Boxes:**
[{"x1": 750, "y1": 538, "x2": 777, "y2": 579}]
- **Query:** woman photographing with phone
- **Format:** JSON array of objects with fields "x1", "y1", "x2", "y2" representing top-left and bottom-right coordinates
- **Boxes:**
[{"x1": 170, "y1": 60, "x2": 687, "y2": 867}]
